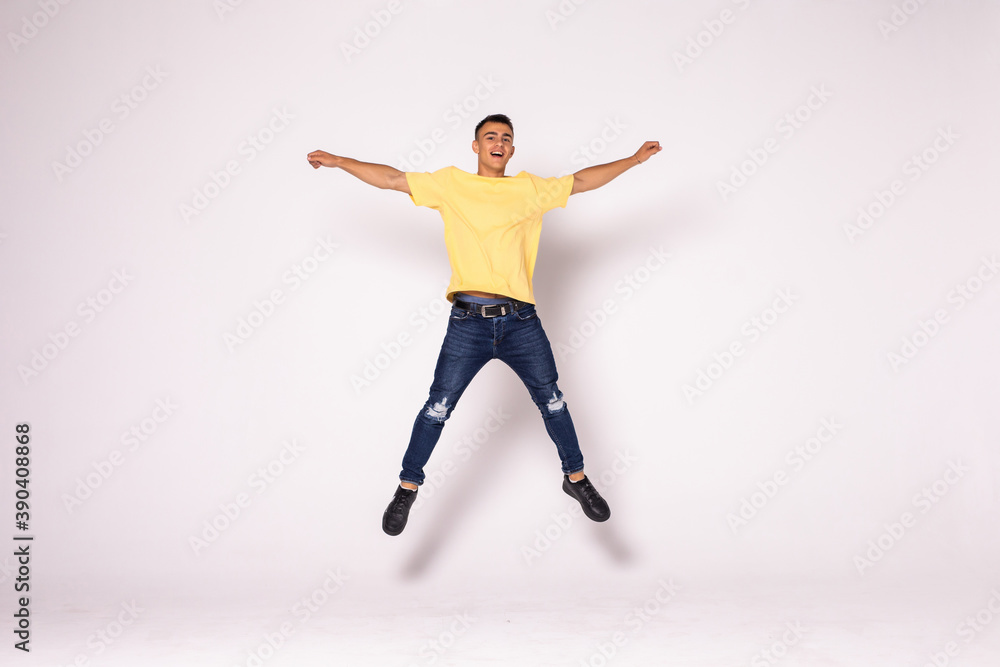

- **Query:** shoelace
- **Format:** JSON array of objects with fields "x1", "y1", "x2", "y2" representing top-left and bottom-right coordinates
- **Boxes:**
[
  {"x1": 390, "y1": 491, "x2": 413, "y2": 513},
  {"x1": 575, "y1": 480, "x2": 602, "y2": 506}
]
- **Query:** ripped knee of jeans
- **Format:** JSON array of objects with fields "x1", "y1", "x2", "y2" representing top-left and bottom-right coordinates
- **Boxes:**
[
  {"x1": 425, "y1": 396, "x2": 451, "y2": 422},
  {"x1": 546, "y1": 390, "x2": 566, "y2": 413}
]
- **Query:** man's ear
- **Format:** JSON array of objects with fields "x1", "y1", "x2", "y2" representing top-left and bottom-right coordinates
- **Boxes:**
[{"x1": 472, "y1": 139, "x2": 480, "y2": 154}]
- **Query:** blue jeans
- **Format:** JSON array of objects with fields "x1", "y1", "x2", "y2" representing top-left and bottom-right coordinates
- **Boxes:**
[{"x1": 399, "y1": 294, "x2": 585, "y2": 485}]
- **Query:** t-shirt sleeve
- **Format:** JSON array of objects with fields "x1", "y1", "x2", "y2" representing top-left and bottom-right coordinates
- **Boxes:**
[
  {"x1": 528, "y1": 173, "x2": 574, "y2": 213},
  {"x1": 405, "y1": 168, "x2": 450, "y2": 209}
]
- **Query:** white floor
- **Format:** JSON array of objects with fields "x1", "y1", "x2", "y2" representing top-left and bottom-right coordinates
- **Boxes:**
[{"x1": 30, "y1": 573, "x2": 1000, "y2": 666}]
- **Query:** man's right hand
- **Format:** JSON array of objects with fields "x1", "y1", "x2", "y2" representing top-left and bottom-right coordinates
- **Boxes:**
[
  {"x1": 307, "y1": 150, "x2": 339, "y2": 169},
  {"x1": 307, "y1": 151, "x2": 411, "y2": 194}
]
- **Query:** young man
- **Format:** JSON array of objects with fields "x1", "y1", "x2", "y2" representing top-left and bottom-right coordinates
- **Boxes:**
[{"x1": 308, "y1": 114, "x2": 660, "y2": 536}]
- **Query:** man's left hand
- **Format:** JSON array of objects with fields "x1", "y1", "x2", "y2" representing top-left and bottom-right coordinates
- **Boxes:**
[{"x1": 634, "y1": 141, "x2": 662, "y2": 164}]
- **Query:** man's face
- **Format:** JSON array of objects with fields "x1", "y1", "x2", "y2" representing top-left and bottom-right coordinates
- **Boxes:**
[{"x1": 473, "y1": 122, "x2": 515, "y2": 170}]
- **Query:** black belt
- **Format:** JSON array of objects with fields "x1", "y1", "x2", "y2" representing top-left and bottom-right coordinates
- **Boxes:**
[{"x1": 453, "y1": 296, "x2": 530, "y2": 318}]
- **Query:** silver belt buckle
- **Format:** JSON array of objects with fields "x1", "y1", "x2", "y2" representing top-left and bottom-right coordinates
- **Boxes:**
[{"x1": 480, "y1": 304, "x2": 506, "y2": 318}]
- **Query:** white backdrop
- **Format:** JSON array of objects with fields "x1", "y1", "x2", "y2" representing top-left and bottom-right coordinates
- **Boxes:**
[{"x1": 2, "y1": 1, "x2": 1000, "y2": 665}]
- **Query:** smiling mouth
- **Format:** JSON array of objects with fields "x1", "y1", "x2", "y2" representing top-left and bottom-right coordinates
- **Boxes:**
[{"x1": 490, "y1": 151, "x2": 503, "y2": 158}]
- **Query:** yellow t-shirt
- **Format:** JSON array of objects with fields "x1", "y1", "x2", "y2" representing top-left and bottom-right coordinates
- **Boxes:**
[{"x1": 405, "y1": 166, "x2": 574, "y2": 304}]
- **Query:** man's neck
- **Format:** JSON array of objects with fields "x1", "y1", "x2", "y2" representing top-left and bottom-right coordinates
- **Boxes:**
[{"x1": 476, "y1": 164, "x2": 507, "y2": 178}]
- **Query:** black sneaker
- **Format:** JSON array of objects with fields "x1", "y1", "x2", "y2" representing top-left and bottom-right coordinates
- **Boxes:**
[
  {"x1": 562, "y1": 475, "x2": 610, "y2": 522},
  {"x1": 382, "y1": 485, "x2": 418, "y2": 536}
]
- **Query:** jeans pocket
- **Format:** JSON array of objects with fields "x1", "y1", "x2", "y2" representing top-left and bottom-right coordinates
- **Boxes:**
[
  {"x1": 515, "y1": 306, "x2": 538, "y2": 321},
  {"x1": 449, "y1": 307, "x2": 470, "y2": 320}
]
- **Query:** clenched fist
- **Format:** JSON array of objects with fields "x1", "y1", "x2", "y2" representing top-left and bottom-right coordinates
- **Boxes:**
[
  {"x1": 307, "y1": 150, "x2": 339, "y2": 169},
  {"x1": 633, "y1": 141, "x2": 662, "y2": 164}
]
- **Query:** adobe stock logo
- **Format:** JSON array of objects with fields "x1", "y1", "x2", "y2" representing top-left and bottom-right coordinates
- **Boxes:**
[
  {"x1": 683, "y1": 289, "x2": 797, "y2": 404},
  {"x1": 56, "y1": 600, "x2": 145, "y2": 666},
  {"x1": 544, "y1": 0, "x2": 589, "y2": 31},
  {"x1": 180, "y1": 107, "x2": 294, "y2": 224},
  {"x1": 672, "y1": 0, "x2": 756, "y2": 73},
  {"x1": 877, "y1": 0, "x2": 931, "y2": 38},
  {"x1": 7, "y1": 0, "x2": 73, "y2": 54},
  {"x1": 17, "y1": 268, "x2": 134, "y2": 385},
  {"x1": 52, "y1": 66, "x2": 168, "y2": 182},
  {"x1": 554, "y1": 245, "x2": 670, "y2": 361},
  {"x1": 339, "y1": 0, "x2": 404, "y2": 63},
  {"x1": 716, "y1": 85, "x2": 832, "y2": 202},
  {"x1": 233, "y1": 568, "x2": 349, "y2": 667},
  {"x1": 726, "y1": 417, "x2": 843, "y2": 533},
  {"x1": 843, "y1": 126, "x2": 958, "y2": 243},
  {"x1": 188, "y1": 440, "x2": 306, "y2": 556},
  {"x1": 577, "y1": 578, "x2": 681, "y2": 667},
  {"x1": 853, "y1": 460, "x2": 968, "y2": 575},
  {"x1": 569, "y1": 118, "x2": 628, "y2": 169},
  {"x1": 921, "y1": 588, "x2": 1000, "y2": 667},
  {"x1": 62, "y1": 398, "x2": 178, "y2": 514},
  {"x1": 350, "y1": 282, "x2": 450, "y2": 394},
  {"x1": 749, "y1": 621, "x2": 807, "y2": 667},
  {"x1": 224, "y1": 236, "x2": 339, "y2": 352},
  {"x1": 886, "y1": 254, "x2": 998, "y2": 372}
]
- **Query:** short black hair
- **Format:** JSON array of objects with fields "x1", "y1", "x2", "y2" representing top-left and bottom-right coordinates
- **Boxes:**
[{"x1": 475, "y1": 114, "x2": 513, "y2": 141}]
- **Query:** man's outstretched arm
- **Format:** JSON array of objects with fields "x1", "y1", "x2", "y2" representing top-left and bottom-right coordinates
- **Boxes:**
[
  {"x1": 307, "y1": 150, "x2": 411, "y2": 195},
  {"x1": 570, "y1": 141, "x2": 661, "y2": 195}
]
